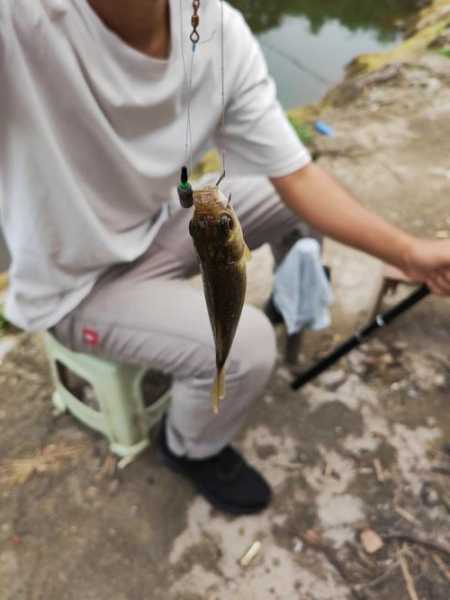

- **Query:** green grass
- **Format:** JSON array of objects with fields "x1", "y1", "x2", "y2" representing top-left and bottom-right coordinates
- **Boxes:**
[
  {"x1": 0, "y1": 305, "x2": 9, "y2": 336},
  {"x1": 288, "y1": 116, "x2": 314, "y2": 146},
  {"x1": 437, "y1": 47, "x2": 450, "y2": 58}
]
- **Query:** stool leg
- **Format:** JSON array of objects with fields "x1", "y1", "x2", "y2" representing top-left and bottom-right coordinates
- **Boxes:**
[
  {"x1": 93, "y1": 367, "x2": 145, "y2": 449},
  {"x1": 52, "y1": 390, "x2": 67, "y2": 415},
  {"x1": 46, "y1": 355, "x2": 68, "y2": 414}
]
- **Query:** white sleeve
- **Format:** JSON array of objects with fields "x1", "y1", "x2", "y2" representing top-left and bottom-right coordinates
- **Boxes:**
[{"x1": 214, "y1": 6, "x2": 311, "y2": 178}]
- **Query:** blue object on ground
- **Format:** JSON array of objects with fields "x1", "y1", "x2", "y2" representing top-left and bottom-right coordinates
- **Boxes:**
[{"x1": 314, "y1": 120, "x2": 334, "y2": 136}]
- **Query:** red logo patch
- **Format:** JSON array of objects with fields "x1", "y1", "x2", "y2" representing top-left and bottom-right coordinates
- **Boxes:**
[{"x1": 82, "y1": 328, "x2": 99, "y2": 347}]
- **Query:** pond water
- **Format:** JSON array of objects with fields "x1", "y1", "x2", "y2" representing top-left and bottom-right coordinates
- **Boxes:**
[
  {"x1": 0, "y1": 0, "x2": 419, "y2": 272},
  {"x1": 230, "y1": 0, "x2": 419, "y2": 108}
]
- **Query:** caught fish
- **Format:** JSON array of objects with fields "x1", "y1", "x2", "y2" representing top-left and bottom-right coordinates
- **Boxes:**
[{"x1": 189, "y1": 185, "x2": 251, "y2": 414}]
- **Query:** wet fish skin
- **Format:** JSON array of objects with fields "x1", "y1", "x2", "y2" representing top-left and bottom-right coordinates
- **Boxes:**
[{"x1": 189, "y1": 186, "x2": 250, "y2": 413}]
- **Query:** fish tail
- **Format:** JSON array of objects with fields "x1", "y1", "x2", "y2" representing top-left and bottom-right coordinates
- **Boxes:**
[{"x1": 211, "y1": 367, "x2": 225, "y2": 415}]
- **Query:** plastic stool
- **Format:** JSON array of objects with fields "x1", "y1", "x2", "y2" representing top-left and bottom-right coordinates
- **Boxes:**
[{"x1": 43, "y1": 333, "x2": 170, "y2": 458}]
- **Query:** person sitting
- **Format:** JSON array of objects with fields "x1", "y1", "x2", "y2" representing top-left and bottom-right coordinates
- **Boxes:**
[{"x1": 1, "y1": 0, "x2": 450, "y2": 515}]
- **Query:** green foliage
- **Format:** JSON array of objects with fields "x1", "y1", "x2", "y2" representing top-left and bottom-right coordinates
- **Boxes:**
[
  {"x1": 230, "y1": 0, "x2": 418, "y2": 39},
  {"x1": 438, "y1": 47, "x2": 450, "y2": 58},
  {"x1": 288, "y1": 116, "x2": 314, "y2": 146},
  {"x1": 0, "y1": 305, "x2": 9, "y2": 336}
]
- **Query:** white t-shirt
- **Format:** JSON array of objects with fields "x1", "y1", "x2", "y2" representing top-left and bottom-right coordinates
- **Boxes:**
[{"x1": 0, "y1": 0, "x2": 310, "y2": 331}]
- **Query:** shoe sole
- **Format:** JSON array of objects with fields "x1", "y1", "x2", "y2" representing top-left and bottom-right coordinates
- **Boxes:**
[{"x1": 157, "y1": 448, "x2": 269, "y2": 516}]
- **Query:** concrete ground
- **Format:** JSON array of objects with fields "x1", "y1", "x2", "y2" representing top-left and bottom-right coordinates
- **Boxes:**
[{"x1": 2, "y1": 47, "x2": 450, "y2": 600}]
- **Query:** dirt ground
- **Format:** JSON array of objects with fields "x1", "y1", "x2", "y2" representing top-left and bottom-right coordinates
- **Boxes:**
[{"x1": 2, "y1": 18, "x2": 450, "y2": 600}]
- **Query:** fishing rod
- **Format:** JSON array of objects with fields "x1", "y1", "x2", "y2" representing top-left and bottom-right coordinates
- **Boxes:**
[
  {"x1": 291, "y1": 284, "x2": 430, "y2": 390},
  {"x1": 260, "y1": 40, "x2": 333, "y2": 86}
]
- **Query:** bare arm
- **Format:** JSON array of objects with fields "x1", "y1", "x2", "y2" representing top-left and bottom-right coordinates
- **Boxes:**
[{"x1": 271, "y1": 163, "x2": 450, "y2": 295}]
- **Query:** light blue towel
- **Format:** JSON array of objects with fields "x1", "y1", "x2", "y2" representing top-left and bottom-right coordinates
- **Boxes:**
[{"x1": 273, "y1": 238, "x2": 333, "y2": 335}]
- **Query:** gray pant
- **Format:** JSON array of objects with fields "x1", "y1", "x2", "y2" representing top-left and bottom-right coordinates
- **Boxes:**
[{"x1": 53, "y1": 175, "x2": 299, "y2": 458}]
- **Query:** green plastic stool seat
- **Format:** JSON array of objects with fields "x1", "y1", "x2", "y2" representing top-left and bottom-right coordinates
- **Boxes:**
[{"x1": 43, "y1": 332, "x2": 170, "y2": 458}]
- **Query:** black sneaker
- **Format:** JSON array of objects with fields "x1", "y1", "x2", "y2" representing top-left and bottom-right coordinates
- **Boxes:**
[{"x1": 156, "y1": 419, "x2": 272, "y2": 516}]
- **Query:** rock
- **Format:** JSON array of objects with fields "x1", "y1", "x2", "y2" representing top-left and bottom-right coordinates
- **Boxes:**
[
  {"x1": 85, "y1": 486, "x2": 98, "y2": 499},
  {"x1": 409, "y1": 360, "x2": 441, "y2": 392},
  {"x1": 380, "y1": 353, "x2": 395, "y2": 366},
  {"x1": 392, "y1": 341, "x2": 408, "y2": 351},
  {"x1": 433, "y1": 374, "x2": 446, "y2": 388},
  {"x1": 390, "y1": 380, "x2": 408, "y2": 392},
  {"x1": 360, "y1": 528, "x2": 384, "y2": 554},
  {"x1": 348, "y1": 351, "x2": 368, "y2": 375},
  {"x1": 319, "y1": 369, "x2": 346, "y2": 389},
  {"x1": 421, "y1": 482, "x2": 440, "y2": 507},
  {"x1": 108, "y1": 479, "x2": 120, "y2": 496},
  {"x1": 369, "y1": 340, "x2": 388, "y2": 354},
  {"x1": 293, "y1": 537, "x2": 304, "y2": 553},
  {"x1": 276, "y1": 367, "x2": 292, "y2": 383}
]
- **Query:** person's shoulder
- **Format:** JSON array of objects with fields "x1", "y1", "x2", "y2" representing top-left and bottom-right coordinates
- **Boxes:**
[
  {"x1": 217, "y1": 1, "x2": 256, "y2": 59},
  {"x1": 222, "y1": 2, "x2": 252, "y2": 34},
  {"x1": 202, "y1": 1, "x2": 251, "y2": 38}
]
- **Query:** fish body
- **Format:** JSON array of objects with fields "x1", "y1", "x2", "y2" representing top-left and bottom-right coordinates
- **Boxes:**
[{"x1": 189, "y1": 186, "x2": 250, "y2": 413}]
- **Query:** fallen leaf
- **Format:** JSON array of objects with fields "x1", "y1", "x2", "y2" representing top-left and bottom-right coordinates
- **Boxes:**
[
  {"x1": 304, "y1": 529, "x2": 320, "y2": 545},
  {"x1": 361, "y1": 528, "x2": 384, "y2": 554}
]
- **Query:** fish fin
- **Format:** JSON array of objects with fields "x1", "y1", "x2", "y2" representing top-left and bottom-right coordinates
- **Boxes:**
[
  {"x1": 211, "y1": 367, "x2": 225, "y2": 414},
  {"x1": 244, "y1": 244, "x2": 252, "y2": 262}
]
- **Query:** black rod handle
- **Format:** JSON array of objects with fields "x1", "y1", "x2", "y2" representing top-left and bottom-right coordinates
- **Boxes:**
[{"x1": 291, "y1": 284, "x2": 430, "y2": 390}]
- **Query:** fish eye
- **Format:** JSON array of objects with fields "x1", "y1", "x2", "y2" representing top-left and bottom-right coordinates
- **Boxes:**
[{"x1": 219, "y1": 214, "x2": 233, "y2": 231}]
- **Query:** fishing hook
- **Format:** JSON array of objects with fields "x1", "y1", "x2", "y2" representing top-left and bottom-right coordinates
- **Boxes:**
[{"x1": 215, "y1": 170, "x2": 226, "y2": 187}]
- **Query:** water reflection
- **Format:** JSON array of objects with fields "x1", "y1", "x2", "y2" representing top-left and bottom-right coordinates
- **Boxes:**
[
  {"x1": 231, "y1": 0, "x2": 419, "y2": 38},
  {"x1": 230, "y1": 0, "x2": 418, "y2": 108}
]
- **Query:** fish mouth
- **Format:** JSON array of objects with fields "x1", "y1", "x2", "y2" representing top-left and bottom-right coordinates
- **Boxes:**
[{"x1": 193, "y1": 187, "x2": 227, "y2": 215}]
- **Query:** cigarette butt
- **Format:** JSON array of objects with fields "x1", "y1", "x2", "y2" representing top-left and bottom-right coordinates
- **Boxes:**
[{"x1": 239, "y1": 541, "x2": 261, "y2": 567}]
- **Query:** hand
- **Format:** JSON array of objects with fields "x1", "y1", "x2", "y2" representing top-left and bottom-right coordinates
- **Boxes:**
[{"x1": 403, "y1": 238, "x2": 450, "y2": 296}]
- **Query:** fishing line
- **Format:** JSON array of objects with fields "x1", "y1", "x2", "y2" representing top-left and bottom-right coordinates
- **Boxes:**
[
  {"x1": 219, "y1": 0, "x2": 226, "y2": 179},
  {"x1": 186, "y1": 47, "x2": 196, "y2": 175},
  {"x1": 261, "y1": 40, "x2": 333, "y2": 86},
  {"x1": 179, "y1": 0, "x2": 195, "y2": 174},
  {"x1": 178, "y1": 1, "x2": 226, "y2": 185}
]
